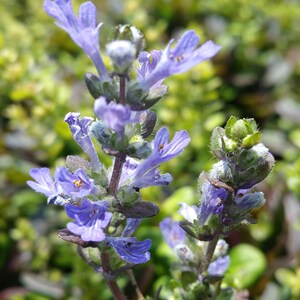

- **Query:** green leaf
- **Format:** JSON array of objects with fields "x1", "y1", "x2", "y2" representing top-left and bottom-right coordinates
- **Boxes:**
[{"x1": 225, "y1": 244, "x2": 267, "y2": 289}]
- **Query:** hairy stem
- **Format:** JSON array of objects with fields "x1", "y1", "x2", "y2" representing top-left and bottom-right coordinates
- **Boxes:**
[
  {"x1": 199, "y1": 221, "x2": 224, "y2": 274},
  {"x1": 101, "y1": 252, "x2": 127, "y2": 300}
]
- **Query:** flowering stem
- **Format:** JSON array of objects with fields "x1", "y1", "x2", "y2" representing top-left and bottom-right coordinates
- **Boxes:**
[
  {"x1": 199, "y1": 221, "x2": 224, "y2": 274},
  {"x1": 108, "y1": 73, "x2": 127, "y2": 195},
  {"x1": 101, "y1": 252, "x2": 127, "y2": 300},
  {"x1": 108, "y1": 155, "x2": 126, "y2": 195},
  {"x1": 126, "y1": 270, "x2": 145, "y2": 300}
]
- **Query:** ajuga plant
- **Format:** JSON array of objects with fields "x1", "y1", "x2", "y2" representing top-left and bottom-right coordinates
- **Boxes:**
[{"x1": 27, "y1": 0, "x2": 274, "y2": 299}]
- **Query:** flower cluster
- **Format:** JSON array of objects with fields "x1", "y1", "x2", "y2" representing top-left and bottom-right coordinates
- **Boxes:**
[
  {"x1": 159, "y1": 117, "x2": 274, "y2": 297},
  {"x1": 28, "y1": 0, "x2": 220, "y2": 270},
  {"x1": 28, "y1": 0, "x2": 275, "y2": 299}
]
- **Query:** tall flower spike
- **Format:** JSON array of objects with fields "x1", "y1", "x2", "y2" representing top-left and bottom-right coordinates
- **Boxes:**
[
  {"x1": 65, "y1": 112, "x2": 102, "y2": 172},
  {"x1": 137, "y1": 30, "x2": 221, "y2": 91},
  {"x1": 44, "y1": 0, "x2": 109, "y2": 81},
  {"x1": 65, "y1": 199, "x2": 112, "y2": 242}
]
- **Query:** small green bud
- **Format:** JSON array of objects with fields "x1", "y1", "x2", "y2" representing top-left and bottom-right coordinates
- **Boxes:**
[
  {"x1": 90, "y1": 120, "x2": 113, "y2": 146},
  {"x1": 84, "y1": 73, "x2": 117, "y2": 100},
  {"x1": 231, "y1": 119, "x2": 250, "y2": 140},
  {"x1": 242, "y1": 131, "x2": 261, "y2": 148},
  {"x1": 127, "y1": 141, "x2": 152, "y2": 159},
  {"x1": 140, "y1": 110, "x2": 157, "y2": 138}
]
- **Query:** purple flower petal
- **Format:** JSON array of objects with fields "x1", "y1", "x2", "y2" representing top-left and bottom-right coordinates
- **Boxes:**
[
  {"x1": 65, "y1": 112, "x2": 101, "y2": 171},
  {"x1": 207, "y1": 256, "x2": 230, "y2": 276},
  {"x1": 57, "y1": 167, "x2": 95, "y2": 198},
  {"x1": 43, "y1": 0, "x2": 108, "y2": 80},
  {"x1": 137, "y1": 30, "x2": 221, "y2": 90},
  {"x1": 159, "y1": 217, "x2": 186, "y2": 248},
  {"x1": 133, "y1": 127, "x2": 190, "y2": 179},
  {"x1": 122, "y1": 218, "x2": 141, "y2": 237},
  {"x1": 199, "y1": 180, "x2": 227, "y2": 225},
  {"x1": 109, "y1": 237, "x2": 151, "y2": 264},
  {"x1": 65, "y1": 199, "x2": 112, "y2": 242},
  {"x1": 94, "y1": 97, "x2": 138, "y2": 133},
  {"x1": 27, "y1": 167, "x2": 68, "y2": 205}
]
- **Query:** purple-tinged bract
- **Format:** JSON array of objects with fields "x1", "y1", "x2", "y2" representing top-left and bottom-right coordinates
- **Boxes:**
[{"x1": 199, "y1": 180, "x2": 227, "y2": 225}]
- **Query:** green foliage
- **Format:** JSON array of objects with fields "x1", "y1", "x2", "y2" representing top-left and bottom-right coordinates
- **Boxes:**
[{"x1": 1, "y1": 0, "x2": 300, "y2": 298}]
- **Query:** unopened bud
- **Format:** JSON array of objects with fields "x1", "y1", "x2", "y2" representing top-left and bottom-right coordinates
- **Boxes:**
[{"x1": 106, "y1": 40, "x2": 136, "y2": 73}]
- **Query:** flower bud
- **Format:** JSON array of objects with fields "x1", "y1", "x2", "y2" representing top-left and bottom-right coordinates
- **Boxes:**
[
  {"x1": 115, "y1": 24, "x2": 145, "y2": 56},
  {"x1": 106, "y1": 40, "x2": 136, "y2": 73},
  {"x1": 90, "y1": 120, "x2": 113, "y2": 146},
  {"x1": 84, "y1": 72, "x2": 117, "y2": 100},
  {"x1": 174, "y1": 244, "x2": 197, "y2": 264},
  {"x1": 235, "y1": 192, "x2": 266, "y2": 214},
  {"x1": 127, "y1": 141, "x2": 152, "y2": 159}
]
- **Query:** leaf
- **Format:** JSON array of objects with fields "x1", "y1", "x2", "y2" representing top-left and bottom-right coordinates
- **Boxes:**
[{"x1": 225, "y1": 244, "x2": 267, "y2": 289}]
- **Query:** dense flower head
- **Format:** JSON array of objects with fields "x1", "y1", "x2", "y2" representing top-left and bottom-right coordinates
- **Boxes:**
[
  {"x1": 43, "y1": 0, "x2": 109, "y2": 80},
  {"x1": 137, "y1": 30, "x2": 221, "y2": 91},
  {"x1": 65, "y1": 199, "x2": 112, "y2": 242},
  {"x1": 107, "y1": 237, "x2": 151, "y2": 264}
]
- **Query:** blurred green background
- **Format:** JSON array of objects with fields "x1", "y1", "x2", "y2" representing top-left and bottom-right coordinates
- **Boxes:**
[{"x1": 1, "y1": 0, "x2": 300, "y2": 299}]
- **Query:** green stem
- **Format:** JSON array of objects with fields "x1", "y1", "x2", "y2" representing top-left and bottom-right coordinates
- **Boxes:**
[{"x1": 199, "y1": 221, "x2": 224, "y2": 274}]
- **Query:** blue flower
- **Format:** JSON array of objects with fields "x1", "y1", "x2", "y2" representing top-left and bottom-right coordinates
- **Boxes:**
[
  {"x1": 133, "y1": 127, "x2": 190, "y2": 180},
  {"x1": 27, "y1": 168, "x2": 61, "y2": 197},
  {"x1": 94, "y1": 97, "x2": 139, "y2": 134},
  {"x1": 65, "y1": 199, "x2": 112, "y2": 242},
  {"x1": 108, "y1": 237, "x2": 151, "y2": 264},
  {"x1": 44, "y1": 0, "x2": 109, "y2": 80},
  {"x1": 207, "y1": 256, "x2": 230, "y2": 276},
  {"x1": 65, "y1": 112, "x2": 101, "y2": 171},
  {"x1": 27, "y1": 167, "x2": 67, "y2": 205},
  {"x1": 137, "y1": 30, "x2": 221, "y2": 91},
  {"x1": 159, "y1": 217, "x2": 186, "y2": 248},
  {"x1": 199, "y1": 180, "x2": 227, "y2": 225},
  {"x1": 122, "y1": 218, "x2": 141, "y2": 237},
  {"x1": 56, "y1": 166, "x2": 96, "y2": 198},
  {"x1": 178, "y1": 202, "x2": 199, "y2": 223}
]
